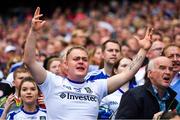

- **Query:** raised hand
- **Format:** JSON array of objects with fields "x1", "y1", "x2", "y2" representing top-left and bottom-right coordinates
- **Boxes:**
[
  {"x1": 3, "y1": 94, "x2": 15, "y2": 112},
  {"x1": 134, "y1": 27, "x2": 153, "y2": 51},
  {"x1": 31, "y1": 7, "x2": 46, "y2": 32},
  {"x1": 37, "y1": 93, "x2": 46, "y2": 109}
]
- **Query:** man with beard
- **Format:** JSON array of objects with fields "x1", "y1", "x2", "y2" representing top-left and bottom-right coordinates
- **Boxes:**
[{"x1": 163, "y1": 44, "x2": 180, "y2": 102}]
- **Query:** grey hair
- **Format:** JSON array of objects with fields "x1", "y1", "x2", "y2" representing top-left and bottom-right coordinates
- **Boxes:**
[
  {"x1": 147, "y1": 58, "x2": 156, "y2": 71},
  {"x1": 147, "y1": 56, "x2": 170, "y2": 71}
]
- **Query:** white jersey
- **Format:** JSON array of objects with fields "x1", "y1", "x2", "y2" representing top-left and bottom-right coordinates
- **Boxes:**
[
  {"x1": 39, "y1": 71, "x2": 108, "y2": 120},
  {"x1": 135, "y1": 66, "x2": 146, "y2": 86},
  {"x1": 7, "y1": 106, "x2": 47, "y2": 120},
  {"x1": 100, "y1": 90, "x2": 123, "y2": 113}
]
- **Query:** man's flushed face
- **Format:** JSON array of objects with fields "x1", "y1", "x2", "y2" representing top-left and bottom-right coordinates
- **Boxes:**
[
  {"x1": 66, "y1": 49, "x2": 89, "y2": 80},
  {"x1": 149, "y1": 57, "x2": 173, "y2": 89},
  {"x1": 164, "y1": 46, "x2": 180, "y2": 73}
]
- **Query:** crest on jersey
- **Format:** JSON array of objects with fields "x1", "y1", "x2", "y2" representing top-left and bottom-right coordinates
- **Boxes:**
[
  {"x1": 40, "y1": 116, "x2": 46, "y2": 120},
  {"x1": 84, "y1": 87, "x2": 92, "y2": 93}
]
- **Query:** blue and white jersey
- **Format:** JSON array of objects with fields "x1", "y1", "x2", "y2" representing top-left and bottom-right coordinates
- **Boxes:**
[
  {"x1": 7, "y1": 106, "x2": 47, "y2": 120},
  {"x1": 99, "y1": 89, "x2": 123, "y2": 119},
  {"x1": 88, "y1": 64, "x2": 99, "y2": 72},
  {"x1": 170, "y1": 72, "x2": 180, "y2": 102},
  {"x1": 98, "y1": 80, "x2": 137, "y2": 119},
  {"x1": 85, "y1": 68, "x2": 110, "y2": 81},
  {"x1": 38, "y1": 71, "x2": 108, "y2": 120}
]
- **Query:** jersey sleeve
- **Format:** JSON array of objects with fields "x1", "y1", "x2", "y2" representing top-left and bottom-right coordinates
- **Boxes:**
[
  {"x1": 7, "y1": 111, "x2": 16, "y2": 120},
  {"x1": 38, "y1": 71, "x2": 64, "y2": 99}
]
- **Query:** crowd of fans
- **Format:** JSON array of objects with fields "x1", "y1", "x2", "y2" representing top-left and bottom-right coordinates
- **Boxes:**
[
  {"x1": 0, "y1": 0, "x2": 180, "y2": 119},
  {"x1": 0, "y1": 0, "x2": 179, "y2": 77}
]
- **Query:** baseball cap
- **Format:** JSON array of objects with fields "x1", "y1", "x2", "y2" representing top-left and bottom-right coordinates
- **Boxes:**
[
  {"x1": 98, "y1": 21, "x2": 115, "y2": 33},
  {"x1": 4, "y1": 45, "x2": 16, "y2": 53}
]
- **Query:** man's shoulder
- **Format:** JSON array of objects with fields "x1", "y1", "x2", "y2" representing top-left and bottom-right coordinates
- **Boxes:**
[
  {"x1": 125, "y1": 85, "x2": 146, "y2": 96},
  {"x1": 87, "y1": 69, "x2": 104, "y2": 76},
  {"x1": 85, "y1": 69, "x2": 108, "y2": 81}
]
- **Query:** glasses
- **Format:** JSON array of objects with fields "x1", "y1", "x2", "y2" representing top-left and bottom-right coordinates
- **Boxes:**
[{"x1": 151, "y1": 47, "x2": 163, "y2": 51}]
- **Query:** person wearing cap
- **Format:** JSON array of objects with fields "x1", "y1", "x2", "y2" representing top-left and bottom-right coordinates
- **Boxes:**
[
  {"x1": 4, "y1": 45, "x2": 16, "y2": 54},
  {"x1": 97, "y1": 21, "x2": 115, "y2": 44},
  {"x1": 4, "y1": 45, "x2": 17, "y2": 62}
]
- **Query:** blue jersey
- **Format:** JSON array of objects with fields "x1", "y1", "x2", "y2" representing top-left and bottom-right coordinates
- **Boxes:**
[
  {"x1": 85, "y1": 69, "x2": 110, "y2": 81},
  {"x1": 170, "y1": 72, "x2": 180, "y2": 102}
]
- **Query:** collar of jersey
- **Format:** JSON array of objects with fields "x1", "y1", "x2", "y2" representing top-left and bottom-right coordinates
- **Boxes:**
[
  {"x1": 67, "y1": 78, "x2": 85, "y2": 84},
  {"x1": 21, "y1": 106, "x2": 39, "y2": 115}
]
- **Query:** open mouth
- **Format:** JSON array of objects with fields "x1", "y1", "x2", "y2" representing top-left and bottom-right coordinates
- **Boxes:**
[
  {"x1": 173, "y1": 61, "x2": 180, "y2": 66},
  {"x1": 110, "y1": 57, "x2": 117, "y2": 60},
  {"x1": 76, "y1": 66, "x2": 85, "y2": 71},
  {"x1": 163, "y1": 76, "x2": 170, "y2": 81},
  {"x1": 26, "y1": 96, "x2": 33, "y2": 99}
]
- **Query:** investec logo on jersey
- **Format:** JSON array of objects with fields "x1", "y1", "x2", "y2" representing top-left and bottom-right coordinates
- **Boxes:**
[{"x1": 59, "y1": 92, "x2": 98, "y2": 102}]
